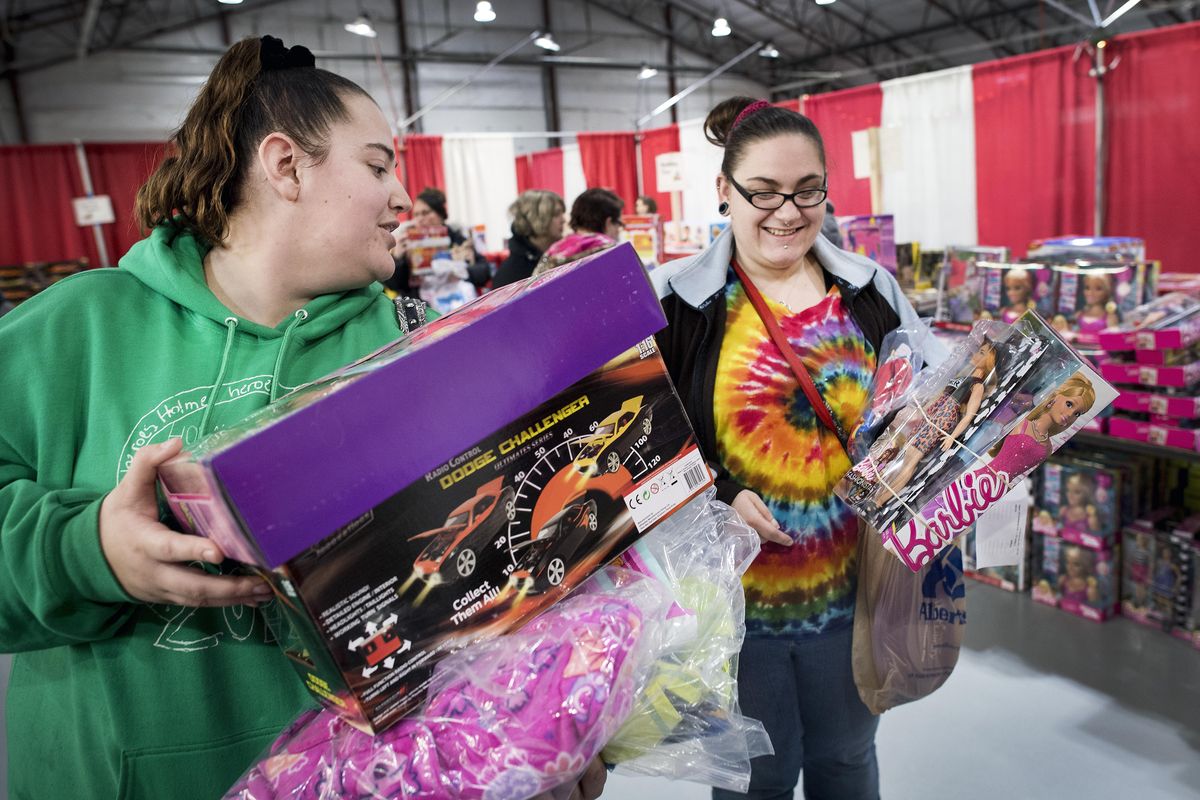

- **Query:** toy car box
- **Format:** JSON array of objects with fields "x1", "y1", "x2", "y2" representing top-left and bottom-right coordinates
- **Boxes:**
[{"x1": 159, "y1": 243, "x2": 715, "y2": 732}]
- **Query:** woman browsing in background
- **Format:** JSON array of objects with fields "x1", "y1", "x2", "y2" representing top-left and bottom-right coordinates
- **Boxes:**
[
  {"x1": 385, "y1": 186, "x2": 492, "y2": 298},
  {"x1": 0, "y1": 36, "x2": 605, "y2": 800},
  {"x1": 534, "y1": 187, "x2": 624, "y2": 274},
  {"x1": 654, "y1": 96, "x2": 946, "y2": 800},
  {"x1": 493, "y1": 189, "x2": 566, "y2": 288}
]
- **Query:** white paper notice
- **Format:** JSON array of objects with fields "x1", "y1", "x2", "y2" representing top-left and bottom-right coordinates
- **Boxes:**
[
  {"x1": 851, "y1": 129, "x2": 871, "y2": 179},
  {"x1": 974, "y1": 478, "x2": 1031, "y2": 569}
]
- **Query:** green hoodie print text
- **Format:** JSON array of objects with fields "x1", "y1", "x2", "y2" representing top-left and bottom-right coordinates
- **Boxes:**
[{"x1": 0, "y1": 227, "x2": 406, "y2": 799}]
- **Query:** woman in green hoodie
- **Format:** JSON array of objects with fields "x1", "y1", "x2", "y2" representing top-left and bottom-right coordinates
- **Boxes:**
[{"x1": 0, "y1": 36, "x2": 608, "y2": 800}]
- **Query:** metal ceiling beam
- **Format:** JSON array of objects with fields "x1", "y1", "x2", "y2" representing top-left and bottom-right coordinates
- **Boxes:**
[
  {"x1": 77, "y1": 0, "x2": 105, "y2": 60},
  {"x1": 584, "y1": 0, "x2": 764, "y2": 83},
  {"x1": 788, "y1": 1, "x2": 1080, "y2": 69},
  {"x1": 821, "y1": 0, "x2": 958, "y2": 73},
  {"x1": 5, "y1": 0, "x2": 293, "y2": 76},
  {"x1": 923, "y1": 0, "x2": 1018, "y2": 57}
]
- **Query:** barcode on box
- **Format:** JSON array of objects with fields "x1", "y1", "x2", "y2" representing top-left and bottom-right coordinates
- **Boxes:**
[{"x1": 683, "y1": 463, "x2": 707, "y2": 490}]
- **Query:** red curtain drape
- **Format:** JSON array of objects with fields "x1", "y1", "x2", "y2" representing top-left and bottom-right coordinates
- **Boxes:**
[
  {"x1": 803, "y1": 84, "x2": 882, "y2": 218},
  {"x1": 528, "y1": 148, "x2": 565, "y2": 197},
  {"x1": 0, "y1": 144, "x2": 91, "y2": 265},
  {"x1": 84, "y1": 142, "x2": 170, "y2": 264},
  {"x1": 400, "y1": 134, "x2": 444, "y2": 218},
  {"x1": 576, "y1": 131, "x2": 638, "y2": 209},
  {"x1": 973, "y1": 46, "x2": 1095, "y2": 256},
  {"x1": 515, "y1": 154, "x2": 533, "y2": 194},
  {"x1": 637, "y1": 124, "x2": 680, "y2": 221},
  {"x1": 1105, "y1": 22, "x2": 1200, "y2": 273},
  {"x1": 773, "y1": 98, "x2": 801, "y2": 113}
]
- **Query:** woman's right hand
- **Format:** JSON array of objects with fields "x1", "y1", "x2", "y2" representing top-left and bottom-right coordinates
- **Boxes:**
[
  {"x1": 732, "y1": 490, "x2": 793, "y2": 546},
  {"x1": 98, "y1": 439, "x2": 275, "y2": 607}
]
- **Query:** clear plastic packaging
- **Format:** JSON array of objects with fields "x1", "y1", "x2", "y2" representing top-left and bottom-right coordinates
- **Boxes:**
[
  {"x1": 222, "y1": 494, "x2": 768, "y2": 799},
  {"x1": 601, "y1": 492, "x2": 771, "y2": 793},
  {"x1": 223, "y1": 572, "x2": 672, "y2": 800}
]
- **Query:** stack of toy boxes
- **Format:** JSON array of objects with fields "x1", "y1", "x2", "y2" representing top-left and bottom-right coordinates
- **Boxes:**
[
  {"x1": 158, "y1": 243, "x2": 716, "y2": 734},
  {"x1": 1099, "y1": 294, "x2": 1200, "y2": 453},
  {"x1": 1031, "y1": 456, "x2": 1124, "y2": 621},
  {"x1": 1120, "y1": 513, "x2": 1198, "y2": 646}
]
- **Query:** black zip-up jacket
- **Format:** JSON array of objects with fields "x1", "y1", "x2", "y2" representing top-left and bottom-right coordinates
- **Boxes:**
[{"x1": 652, "y1": 230, "x2": 946, "y2": 506}]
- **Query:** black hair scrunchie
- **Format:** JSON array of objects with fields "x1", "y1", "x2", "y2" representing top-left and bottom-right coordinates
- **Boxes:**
[{"x1": 259, "y1": 35, "x2": 316, "y2": 72}]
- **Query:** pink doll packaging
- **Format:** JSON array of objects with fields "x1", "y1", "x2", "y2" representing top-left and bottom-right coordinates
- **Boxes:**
[
  {"x1": 1098, "y1": 292, "x2": 1200, "y2": 351},
  {"x1": 1036, "y1": 459, "x2": 1121, "y2": 548},
  {"x1": 936, "y1": 245, "x2": 1008, "y2": 324},
  {"x1": 977, "y1": 261, "x2": 1056, "y2": 324},
  {"x1": 836, "y1": 310, "x2": 1118, "y2": 572},
  {"x1": 1050, "y1": 261, "x2": 1144, "y2": 346},
  {"x1": 1032, "y1": 531, "x2": 1118, "y2": 622}
]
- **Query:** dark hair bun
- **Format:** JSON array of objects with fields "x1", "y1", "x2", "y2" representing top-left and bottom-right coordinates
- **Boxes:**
[{"x1": 703, "y1": 96, "x2": 759, "y2": 147}]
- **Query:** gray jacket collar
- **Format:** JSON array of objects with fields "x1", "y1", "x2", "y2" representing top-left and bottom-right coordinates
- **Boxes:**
[{"x1": 659, "y1": 226, "x2": 876, "y2": 308}]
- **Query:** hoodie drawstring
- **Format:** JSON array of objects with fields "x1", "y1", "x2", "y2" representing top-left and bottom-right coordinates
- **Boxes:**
[
  {"x1": 270, "y1": 309, "x2": 308, "y2": 402},
  {"x1": 198, "y1": 317, "x2": 239, "y2": 436}
]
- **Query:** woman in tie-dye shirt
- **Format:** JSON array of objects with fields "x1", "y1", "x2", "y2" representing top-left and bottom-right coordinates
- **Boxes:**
[{"x1": 654, "y1": 97, "x2": 945, "y2": 800}]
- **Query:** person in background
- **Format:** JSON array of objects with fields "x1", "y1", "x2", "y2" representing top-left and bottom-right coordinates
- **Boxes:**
[
  {"x1": 385, "y1": 186, "x2": 491, "y2": 298},
  {"x1": 654, "y1": 96, "x2": 945, "y2": 800},
  {"x1": 635, "y1": 194, "x2": 658, "y2": 215},
  {"x1": 492, "y1": 189, "x2": 566, "y2": 288},
  {"x1": 535, "y1": 188, "x2": 624, "y2": 275},
  {"x1": 820, "y1": 200, "x2": 842, "y2": 248},
  {"x1": 0, "y1": 35, "x2": 605, "y2": 800}
]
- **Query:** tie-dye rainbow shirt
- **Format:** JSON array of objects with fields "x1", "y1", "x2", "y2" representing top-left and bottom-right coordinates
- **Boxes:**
[{"x1": 715, "y1": 276, "x2": 875, "y2": 638}]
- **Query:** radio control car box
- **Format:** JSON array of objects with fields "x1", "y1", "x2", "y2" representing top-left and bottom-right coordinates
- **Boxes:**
[{"x1": 158, "y1": 243, "x2": 713, "y2": 732}]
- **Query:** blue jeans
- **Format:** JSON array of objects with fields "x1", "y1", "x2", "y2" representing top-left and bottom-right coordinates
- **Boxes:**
[{"x1": 713, "y1": 626, "x2": 880, "y2": 800}]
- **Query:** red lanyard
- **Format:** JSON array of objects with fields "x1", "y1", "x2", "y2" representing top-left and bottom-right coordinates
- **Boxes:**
[{"x1": 731, "y1": 258, "x2": 849, "y2": 452}]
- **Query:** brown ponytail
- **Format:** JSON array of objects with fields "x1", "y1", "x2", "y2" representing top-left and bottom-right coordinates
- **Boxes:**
[
  {"x1": 703, "y1": 96, "x2": 827, "y2": 179},
  {"x1": 135, "y1": 36, "x2": 373, "y2": 245}
]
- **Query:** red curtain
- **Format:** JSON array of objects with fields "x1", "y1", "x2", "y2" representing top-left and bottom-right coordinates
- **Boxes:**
[
  {"x1": 637, "y1": 124, "x2": 680, "y2": 221},
  {"x1": 84, "y1": 142, "x2": 170, "y2": 263},
  {"x1": 1105, "y1": 22, "x2": 1200, "y2": 273},
  {"x1": 803, "y1": 84, "x2": 882, "y2": 217},
  {"x1": 400, "y1": 134, "x2": 444, "y2": 218},
  {"x1": 0, "y1": 144, "x2": 92, "y2": 265},
  {"x1": 577, "y1": 131, "x2": 638, "y2": 209},
  {"x1": 515, "y1": 155, "x2": 533, "y2": 194},
  {"x1": 973, "y1": 46, "x2": 1095, "y2": 256},
  {"x1": 773, "y1": 98, "x2": 801, "y2": 113},
  {"x1": 528, "y1": 148, "x2": 565, "y2": 197}
]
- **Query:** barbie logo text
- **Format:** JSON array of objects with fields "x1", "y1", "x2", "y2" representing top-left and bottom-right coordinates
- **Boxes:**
[{"x1": 884, "y1": 469, "x2": 1012, "y2": 572}]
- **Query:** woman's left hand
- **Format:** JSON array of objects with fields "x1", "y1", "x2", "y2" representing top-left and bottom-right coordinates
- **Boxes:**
[{"x1": 939, "y1": 434, "x2": 957, "y2": 453}]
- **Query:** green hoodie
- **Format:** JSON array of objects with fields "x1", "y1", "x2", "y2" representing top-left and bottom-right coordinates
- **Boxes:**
[{"x1": 0, "y1": 227, "x2": 406, "y2": 799}]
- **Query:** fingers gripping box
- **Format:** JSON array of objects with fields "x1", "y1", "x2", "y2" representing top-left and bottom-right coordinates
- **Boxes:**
[{"x1": 158, "y1": 243, "x2": 714, "y2": 733}]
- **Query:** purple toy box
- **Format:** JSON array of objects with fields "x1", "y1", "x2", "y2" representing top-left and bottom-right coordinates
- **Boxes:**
[{"x1": 158, "y1": 243, "x2": 714, "y2": 732}]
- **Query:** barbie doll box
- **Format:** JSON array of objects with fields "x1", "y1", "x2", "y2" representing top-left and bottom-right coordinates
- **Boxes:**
[
  {"x1": 1098, "y1": 293, "x2": 1200, "y2": 352},
  {"x1": 1035, "y1": 458, "x2": 1122, "y2": 547},
  {"x1": 1108, "y1": 417, "x2": 1200, "y2": 452},
  {"x1": 1112, "y1": 388, "x2": 1200, "y2": 420},
  {"x1": 977, "y1": 261, "x2": 1056, "y2": 323},
  {"x1": 1032, "y1": 531, "x2": 1119, "y2": 622},
  {"x1": 1050, "y1": 261, "x2": 1147, "y2": 346},
  {"x1": 1100, "y1": 358, "x2": 1200, "y2": 389},
  {"x1": 158, "y1": 243, "x2": 715, "y2": 731},
  {"x1": 836, "y1": 311, "x2": 1118, "y2": 573}
]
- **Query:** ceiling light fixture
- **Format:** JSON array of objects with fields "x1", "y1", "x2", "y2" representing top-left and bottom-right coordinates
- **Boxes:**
[
  {"x1": 344, "y1": 14, "x2": 377, "y2": 38},
  {"x1": 815, "y1": 0, "x2": 837, "y2": 6},
  {"x1": 712, "y1": 17, "x2": 732, "y2": 37},
  {"x1": 534, "y1": 32, "x2": 560, "y2": 51},
  {"x1": 638, "y1": 63, "x2": 659, "y2": 79},
  {"x1": 474, "y1": 1, "x2": 496, "y2": 22},
  {"x1": 217, "y1": 0, "x2": 244, "y2": 5},
  {"x1": 759, "y1": 43, "x2": 780, "y2": 58}
]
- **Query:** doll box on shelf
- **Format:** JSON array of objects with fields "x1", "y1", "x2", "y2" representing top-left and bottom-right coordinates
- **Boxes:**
[
  {"x1": 1121, "y1": 522, "x2": 1198, "y2": 634},
  {"x1": 1097, "y1": 295, "x2": 1200, "y2": 351},
  {"x1": 1112, "y1": 389, "x2": 1200, "y2": 420},
  {"x1": 1027, "y1": 235, "x2": 1145, "y2": 263},
  {"x1": 1133, "y1": 344, "x2": 1199, "y2": 366},
  {"x1": 1099, "y1": 359, "x2": 1200, "y2": 389},
  {"x1": 159, "y1": 243, "x2": 714, "y2": 732},
  {"x1": 1108, "y1": 416, "x2": 1200, "y2": 452},
  {"x1": 1035, "y1": 458, "x2": 1122, "y2": 546},
  {"x1": 1032, "y1": 530, "x2": 1119, "y2": 622}
]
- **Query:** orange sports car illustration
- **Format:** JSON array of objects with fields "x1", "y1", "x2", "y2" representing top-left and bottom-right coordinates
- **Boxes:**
[{"x1": 409, "y1": 476, "x2": 514, "y2": 581}]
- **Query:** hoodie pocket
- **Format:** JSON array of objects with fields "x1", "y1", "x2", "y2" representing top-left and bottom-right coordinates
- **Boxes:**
[{"x1": 117, "y1": 725, "x2": 280, "y2": 800}]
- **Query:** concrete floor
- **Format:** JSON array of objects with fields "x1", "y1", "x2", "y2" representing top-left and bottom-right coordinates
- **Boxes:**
[{"x1": 2, "y1": 583, "x2": 1198, "y2": 799}]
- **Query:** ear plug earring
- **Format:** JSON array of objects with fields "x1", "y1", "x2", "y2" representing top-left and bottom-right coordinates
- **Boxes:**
[{"x1": 718, "y1": 201, "x2": 730, "y2": 216}]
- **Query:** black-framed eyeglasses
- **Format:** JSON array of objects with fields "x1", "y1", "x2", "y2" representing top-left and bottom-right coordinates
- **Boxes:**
[{"x1": 728, "y1": 175, "x2": 828, "y2": 210}]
